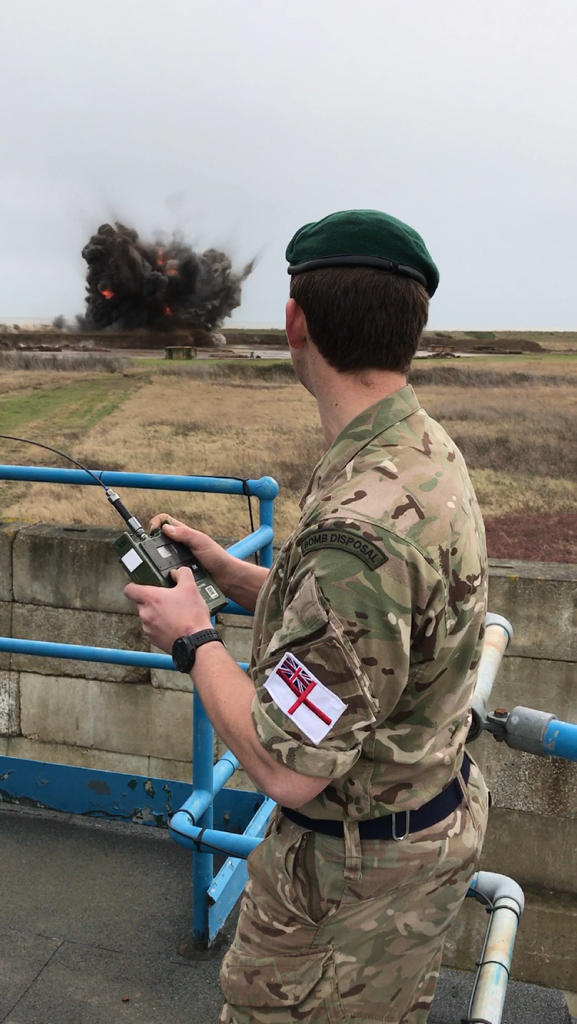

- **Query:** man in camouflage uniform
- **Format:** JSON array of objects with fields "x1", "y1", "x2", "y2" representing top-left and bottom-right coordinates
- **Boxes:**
[{"x1": 126, "y1": 210, "x2": 489, "y2": 1024}]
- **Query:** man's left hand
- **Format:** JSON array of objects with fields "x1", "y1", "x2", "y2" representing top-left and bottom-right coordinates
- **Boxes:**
[{"x1": 125, "y1": 567, "x2": 213, "y2": 654}]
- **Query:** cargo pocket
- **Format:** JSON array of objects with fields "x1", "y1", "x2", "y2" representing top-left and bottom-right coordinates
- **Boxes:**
[
  {"x1": 221, "y1": 947, "x2": 344, "y2": 1022},
  {"x1": 459, "y1": 755, "x2": 489, "y2": 838}
]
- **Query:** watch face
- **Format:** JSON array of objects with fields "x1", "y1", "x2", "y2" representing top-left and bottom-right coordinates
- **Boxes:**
[
  {"x1": 172, "y1": 636, "x2": 194, "y2": 673},
  {"x1": 172, "y1": 630, "x2": 222, "y2": 672}
]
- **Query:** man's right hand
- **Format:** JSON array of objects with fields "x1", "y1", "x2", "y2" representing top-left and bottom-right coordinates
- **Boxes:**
[
  {"x1": 149, "y1": 514, "x2": 233, "y2": 593},
  {"x1": 149, "y1": 513, "x2": 270, "y2": 613}
]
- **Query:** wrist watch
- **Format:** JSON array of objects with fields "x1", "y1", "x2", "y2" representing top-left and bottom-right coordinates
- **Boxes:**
[{"x1": 172, "y1": 628, "x2": 224, "y2": 673}]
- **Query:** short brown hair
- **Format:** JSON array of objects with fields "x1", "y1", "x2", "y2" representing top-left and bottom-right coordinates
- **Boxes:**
[{"x1": 289, "y1": 267, "x2": 429, "y2": 373}]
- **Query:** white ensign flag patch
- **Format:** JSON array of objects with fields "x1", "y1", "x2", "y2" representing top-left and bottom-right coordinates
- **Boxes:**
[{"x1": 264, "y1": 652, "x2": 346, "y2": 745}]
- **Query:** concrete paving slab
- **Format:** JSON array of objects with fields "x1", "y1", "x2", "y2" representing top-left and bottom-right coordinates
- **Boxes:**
[
  {"x1": 0, "y1": 927, "x2": 61, "y2": 1018},
  {"x1": 0, "y1": 804, "x2": 194, "y2": 954},
  {"x1": 2, "y1": 941, "x2": 226, "y2": 1024}
]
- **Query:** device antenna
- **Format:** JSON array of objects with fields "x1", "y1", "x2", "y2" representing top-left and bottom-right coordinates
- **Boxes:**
[{"x1": 105, "y1": 490, "x2": 147, "y2": 539}]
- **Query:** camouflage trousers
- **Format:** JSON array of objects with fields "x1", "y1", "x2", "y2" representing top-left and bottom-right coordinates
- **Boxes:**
[{"x1": 219, "y1": 759, "x2": 488, "y2": 1024}]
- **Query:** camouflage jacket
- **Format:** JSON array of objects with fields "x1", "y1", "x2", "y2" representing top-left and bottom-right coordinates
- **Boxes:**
[{"x1": 250, "y1": 385, "x2": 487, "y2": 819}]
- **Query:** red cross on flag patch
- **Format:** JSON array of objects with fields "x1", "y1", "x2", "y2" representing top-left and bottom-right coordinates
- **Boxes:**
[{"x1": 263, "y1": 652, "x2": 347, "y2": 745}]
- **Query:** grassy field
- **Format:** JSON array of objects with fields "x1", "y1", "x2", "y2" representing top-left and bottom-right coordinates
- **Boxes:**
[{"x1": 0, "y1": 351, "x2": 575, "y2": 553}]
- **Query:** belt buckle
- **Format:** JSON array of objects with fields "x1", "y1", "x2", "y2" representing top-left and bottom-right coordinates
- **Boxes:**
[{"x1": 392, "y1": 809, "x2": 410, "y2": 841}]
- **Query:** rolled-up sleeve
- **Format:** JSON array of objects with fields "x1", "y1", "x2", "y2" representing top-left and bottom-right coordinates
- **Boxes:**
[{"x1": 250, "y1": 571, "x2": 379, "y2": 778}]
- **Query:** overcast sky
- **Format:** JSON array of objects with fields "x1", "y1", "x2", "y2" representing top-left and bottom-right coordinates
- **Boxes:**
[{"x1": 1, "y1": 0, "x2": 576, "y2": 329}]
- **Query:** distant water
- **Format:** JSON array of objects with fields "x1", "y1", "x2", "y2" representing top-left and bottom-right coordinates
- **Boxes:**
[
  {"x1": 247, "y1": 349, "x2": 290, "y2": 359},
  {"x1": 243, "y1": 349, "x2": 477, "y2": 360}
]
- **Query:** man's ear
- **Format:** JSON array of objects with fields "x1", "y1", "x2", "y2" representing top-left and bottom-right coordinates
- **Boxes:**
[{"x1": 285, "y1": 298, "x2": 308, "y2": 350}]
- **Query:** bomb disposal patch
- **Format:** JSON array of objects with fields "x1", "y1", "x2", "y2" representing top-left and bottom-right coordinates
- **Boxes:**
[
  {"x1": 299, "y1": 527, "x2": 387, "y2": 568},
  {"x1": 264, "y1": 652, "x2": 346, "y2": 745}
]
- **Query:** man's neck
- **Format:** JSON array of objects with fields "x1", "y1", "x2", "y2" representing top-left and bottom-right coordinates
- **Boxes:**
[{"x1": 313, "y1": 361, "x2": 407, "y2": 446}]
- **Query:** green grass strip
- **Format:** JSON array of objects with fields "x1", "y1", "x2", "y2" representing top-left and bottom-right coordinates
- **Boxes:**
[{"x1": 0, "y1": 376, "x2": 137, "y2": 435}]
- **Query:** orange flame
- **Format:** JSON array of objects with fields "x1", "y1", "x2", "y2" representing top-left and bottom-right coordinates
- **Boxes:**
[{"x1": 101, "y1": 288, "x2": 114, "y2": 299}]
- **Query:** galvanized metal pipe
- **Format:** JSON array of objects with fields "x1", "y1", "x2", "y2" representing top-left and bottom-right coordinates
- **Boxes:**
[
  {"x1": 467, "y1": 871, "x2": 525, "y2": 1023},
  {"x1": 469, "y1": 614, "x2": 514, "y2": 741},
  {"x1": 474, "y1": 614, "x2": 513, "y2": 707},
  {"x1": 493, "y1": 707, "x2": 577, "y2": 762}
]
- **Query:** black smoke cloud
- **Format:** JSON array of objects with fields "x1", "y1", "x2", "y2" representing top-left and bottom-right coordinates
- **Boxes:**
[{"x1": 81, "y1": 222, "x2": 254, "y2": 331}]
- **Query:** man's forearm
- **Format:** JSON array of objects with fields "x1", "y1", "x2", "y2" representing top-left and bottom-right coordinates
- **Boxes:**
[
  {"x1": 123, "y1": 565, "x2": 327, "y2": 806},
  {"x1": 191, "y1": 642, "x2": 328, "y2": 808},
  {"x1": 222, "y1": 558, "x2": 270, "y2": 614}
]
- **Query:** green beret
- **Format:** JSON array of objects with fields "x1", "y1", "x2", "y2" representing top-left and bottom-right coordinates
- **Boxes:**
[{"x1": 286, "y1": 209, "x2": 439, "y2": 297}]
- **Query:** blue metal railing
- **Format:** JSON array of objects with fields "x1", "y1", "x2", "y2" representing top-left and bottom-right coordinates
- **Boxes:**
[
  {"x1": 543, "y1": 718, "x2": 577, "y2": 759},
  {"x1": 0, "y1": 465, "x2": 279, "y2": 498},
  {"x1": 0, "y1": 464, "x2": 278, "y2": 944}
]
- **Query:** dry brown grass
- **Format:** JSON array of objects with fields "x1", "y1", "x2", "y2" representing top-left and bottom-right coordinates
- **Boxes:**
[
  {"x1": 0, "y1": 358, "x2": 574, "y2": 540},
  {"x1": 416, "y1": 377, "x2": 576, "y2": 517},
  {"x1": 0, "y1": 373, "x2": 323, "y2": 538}
]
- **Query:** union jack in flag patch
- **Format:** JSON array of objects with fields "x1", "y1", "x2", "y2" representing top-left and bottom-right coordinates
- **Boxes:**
[{"x1": 264, "y1": 651, "x2": 346, "y2": 745}]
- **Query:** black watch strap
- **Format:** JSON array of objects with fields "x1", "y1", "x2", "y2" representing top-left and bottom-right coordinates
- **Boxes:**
[{"x1": 172, "y1": 628, "x2": 224, "y2": 673}]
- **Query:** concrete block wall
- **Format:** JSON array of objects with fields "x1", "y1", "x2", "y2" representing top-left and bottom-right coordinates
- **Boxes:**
[{"x1": 0, "y1": 522, "x2": 576, "y2": 986}]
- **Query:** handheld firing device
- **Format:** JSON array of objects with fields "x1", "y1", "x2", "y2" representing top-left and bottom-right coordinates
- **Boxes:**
[
  {"x1": 1, "y1": 435, "x2": 227, "y2": 616},
  {"x1": 108, "y1": 493, "x2": 227, "y2": 615}
]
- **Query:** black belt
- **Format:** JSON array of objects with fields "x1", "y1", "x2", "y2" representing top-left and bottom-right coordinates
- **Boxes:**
[{"x1": 281, "y1": 753, "x2": 471, "y2": 841}]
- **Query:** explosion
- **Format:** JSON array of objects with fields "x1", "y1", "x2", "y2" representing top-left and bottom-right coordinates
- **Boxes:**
[{"x1": 81, "y1": 222, "x2": 254, "y2": 332}]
